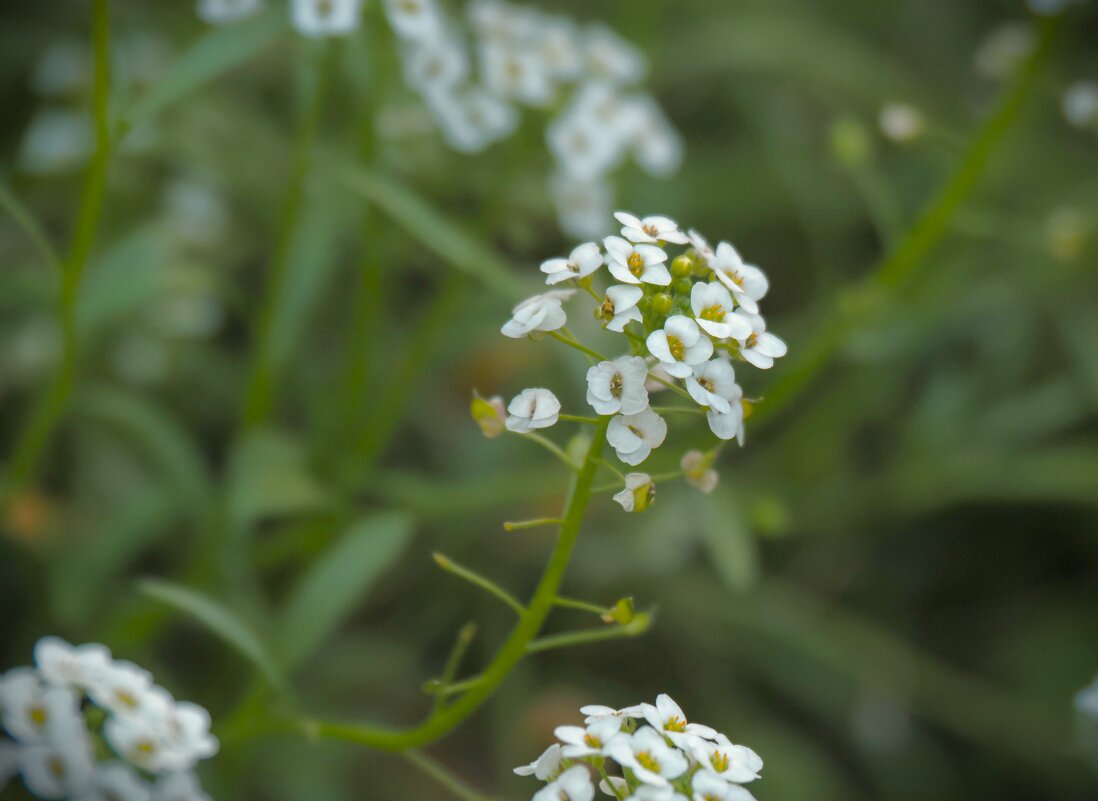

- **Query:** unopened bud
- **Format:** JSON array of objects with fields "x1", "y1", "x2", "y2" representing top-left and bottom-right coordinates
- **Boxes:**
[
  {"x1": 650, "y1": 293, "x2": 674, "y2": 316},
  {"x1": 471, "y1": 391, "x2": 506, "y2": 439},
  {"x1": 670, "y1": 254, "x2": 695, "y2": 279}
]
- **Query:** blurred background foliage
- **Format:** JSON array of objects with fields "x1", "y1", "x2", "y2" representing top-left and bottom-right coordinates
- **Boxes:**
[{"x1": 2, "y1": 0, "x2": 1097, "y2": 800}]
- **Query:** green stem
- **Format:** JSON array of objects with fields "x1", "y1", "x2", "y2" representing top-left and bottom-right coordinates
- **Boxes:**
[
  {"x1": 402, "y1": 751, "x2": 498, "y2": 801},
  {"x1": 308, "y1": 416, "x2": 611, "y2": 750},
  {"x1": 559, "y1": 413, "x2": 599, "y2": 424},
  {"x1": 753, "y1": 15, "x2": 1061, "y2": 427},
  {"x1": 5, "y1": 0, "x2": 111, "y2": 489},
  {"x1": 424, "y1": 673, "x2": 485, "y2": 698},
  {"x1": 433, "y1": 554, "x2": 525, "y2": 616},
  {"x1": 0, "y1": 182, "x2": 63, "y2": 274},
  {"x1": 553, "y1": 596, "x2": 610, "y2": 616},
  {"x1": 241, "y1": 42, "x2": 329, "y2": 427},
  {"x1": 503, "y1": 517, "x2": 564, "y2": 532},
  {"x1": 517, "y1": 432, "x2": 579, "y2": 471},
  {"x1": 432, "y1": 623, "x2": 477, "y2": 714},
  {"x1": 599, "y1": 765, "x2": 627, "y2": 801},
  {"x1": 527, "y1": 613, "x2": 651, "y2": 654},
  {"x1": 651, "y1": 405, "x2": 704, "y2": 416},
  {"x1": 548, "y1": 330, "x2": 607, "y2": 362}
]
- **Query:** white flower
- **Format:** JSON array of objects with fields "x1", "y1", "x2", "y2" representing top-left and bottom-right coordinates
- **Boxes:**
[
  {"x1": 18, "y1": 108, "x2": 93, "y2": 174},
  {"x1": 550, "y1": 172, "x2": 613, "y2": 240},
  {"x1": 974, "y1": 23, "x2": 1034, "y2": 79},
  {"x1": 646, "y1": 316, "x2": 713, "y2": 379},
  {"x1": 586, "y1": 356, "x2": 649, "y2": 416},
  {"x1": 604, "y1": 237, "x2": 670, "y2": 286},
  {"x1": 401, "y1": 36, "x2": 468, "y2": 95},
  {"x1": 735, "y1": 313, "x2": 787, "y2": 370},
  {"x1": 1028, "y1": 0, "x2": 1088, "y2": 14},
  {"x1": 614, "y1": 212, "x2": 688, "y2": 245},
  {"x1": 630, "y1": 96, "x2": 684, "y2": 178},
  {"x1": 548, "y1": 111, "x2": 624, "y2": 178},
  {"x1": 196, "y1": 0, "x2": 262, "y2": 24},
  {"x1": 157, "y1": 701, "x2": 219, "y2": 772},
  {"x1": 34, "y1": 637, "x2": 111, "y2": 691},
  {"x1": 105, "y1": 713, "x2": 171, "y2": 773},
  {"x1": 1063, "y1": 81, "x2": 1098, "y2": 130},
  {"x1": 681, "y1": 450, "x2": 718, "y2": 494},
  {"x1": 382, "y1": 0, "x2": 443, "y2": 41},
  {"x1": 612, "y1": 473, "x2": 655, "y2": 513},
  {"x1": 501, "y1": 290, "x2": 574, "y2": 338},
  {"x1": 604, "y1": 726, "x2": 688, "y2": 787},
  {"x1": 479, "y1": 42, "x2": 554, "y2": 107},
  {"x1": 710, "y1": 243, "x2": 768, "y2": 315},
  {"x1": 505, "y1": 388, "x2": 561, "y2": 433},
  {"x1": 19, "y1": 739, "x2": 95, "y2": 800},
  {"x1": 73, "y1": 761, "x2": 151, "y2": 801},
  {"x1": 151, "y1": 772, "x2": 212, "y2": 801},
  {"x1": 533, "y1": 765, "x2": 595, "y2": 801},
  {"x1": 707, "y1": 401, "x2": 745, "y2": 445},
  {"x1": 600, "y1": 285, "x2": 644, "y2": 333},
  {"x1": 0, "y1": 669, "x2": 85, "y2": 745},
  {"x1": 691, "y1": 772, "x2": 756, "y2": 801},
  {"x1": 583, "y1": 24, "x2": 646, "y2": 84},
  {"x1": 600, "y1": 776, "x2": 630, "y2": 798},
  {"x1": 878, "y1": 103, "x2": 925, "y2": 144},
  {"x1": 608, "y1": 409, "x2": 667, "y2": 466},
  {"x1": 687, "y1": 229, "x2": 715, "y2": 266},
  {"x1": 580, "y1": 703, "x2": 648, "y2": 725},
  {"x1": 539, "y1": 18, "x2": 584, "y2": 82},
  {"x1": 84, "y1": 659, "x2": 158, "y2": 719},
  {"x1": 426, "y1": 87, "x2": 518, "y2": 153},
  {"x1": 691, "y1": 283, "x2": 751, "y2": 340},
  {"x1": 290, "y1": 0, "x2": 362, "y2": 38},
  {"x1": 640, "y1": 694, "x2": 719, "y2": 749},
  {"x1": 1075, "y1": 676, "x2": 1098, "y2": 720},
  {"x1": 686, "y1": 359, "x2": 739, "y2": 415},
  {"x1": 541, "y1": 242, "x2": 604, "y2": 285},
  {"x1": 514, "y1": 743, "x2": 565, "y2": 781},
  {"x1": 554, "y1": 716, "x2": 624, "y2": 758},
  {"x1": 691, "y1": 735, "x2": 763, "y2": 785}
]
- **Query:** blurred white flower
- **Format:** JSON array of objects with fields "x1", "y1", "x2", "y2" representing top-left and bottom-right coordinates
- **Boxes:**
[
  {"x1": 647, "y1": 316, "x2": 713, "y2": 378},
  {"x1": 686, "y1": 359, "x2": 739, "y2": 415},
  {"x1": 691, "y1": 282, "x2": 751, "y2": 340},
  {"x1": 74, "y1": 761, "x2": 152, "y2": 801},
  {"x1": 612, "y1": 473, "x2": 655, "y2": 512},
  {"x1": 691, "y1": 771, "x2": 756, "y2": 801},
  {"x1": 587, "y1": 356, "x2": 650, "y2": 416},
  {"x1": 19, "y1": 739, "x2": 96, "y2": 800},
  {"x1": 711, "y1": 243, "x2": 768, "y2": 314},
  {"x1": 605, "y1": 726, "x2": 689, "y2": 786},
  {"x1": 0, "y1": 670, "x2": 84, "y2": 746},
  {"x1": 30, "y1": 39, "x2": 88, "y2": 96},
  {"x1": 34, "y1": 638, "x2": 111, "y2": 692},
  {"x1": 513, "y1": 743, "x2": 565, "y2": 781},
  {"x1": 735, "y1": 313, "x2": 787, "y2": 370},
  {"x1": 196, "y1": 0, "x2": 263, "y2": 24},
  {"x1": 604, "y1": 237, "x2": 671, "y2": 286},
  {"x1": 402, "y1": 36, "x2": 469, "y2": 95},
  {"x1": 505, "y1": 388, "x2": 561, "y2": 433},
  {"x1": 426, "y1": 87, "x2": 518, "y2": 153},
  {"x1": 974, "y1": 23, "x2": 1034, "y2": 79},
  {"x1": 1075, "y1": 676, "x2": 1098, "y2": 720},
  {"x1": 878, "y1": 102, "x2": 925, "y2": 144},
  {"x1": 553, "y1": 717, "x2": 624, "y2": 758},
  {"x1": 608, "y1": 409, "x2": 667, "y2": 465},
  {"x1": 382, "y1": 0, "x2": 444, "y2": 41},
  {"x1": 681, "y1": 450, "x2": 718, "y2": 494},
  {"x1": 533, "y1": 765, "x2": 595, "y2": 801},
  {"x1": 548, "y1": 110, "x2": 624, "y2": 178},
  {"x1": 501, "y1": 290, "x2": 574, "y2": 338},
  {"x1": 84, "y1": 660, "x2": 156, "y2": 719},
  {"x1": 550, "y1": 173, "x2": 614, "y2": 240},
  {"x1": 541, "y1": 242, "x2": 604, "y2": 285},
  {"x1": 580, "y1": 703, "x2": 648, "y2": 724},
  {"x1": 630, "y1": 95, "x2": 685, "y2": 178},
  {"x1": 151, "y1": 772, "x2": 213, "y2": 801},
  {"x1": 1028, "y1": 0, "x2": 1088, "y2": 14},
  {"x1": 472, "y1": 392, "x2": 507, "y2": 439},
  {"x1": 18, "y1": 108, "x2": 92, "y2": 174},
  {"x1": 1063, "y1": 81, "x2": 1098, "y2": 130},
  {"x1": 479, "y1": 42, "x2": 554, "y2": 107},
  {"x1": 615, "y1": 212, "x2": 689, "y2": 245},
  {"x1": 583, "y1": 24, "x2": 646, "y2": 84},
  {"x1": 707, "y1": 397, "x2": 745, "y2": 445},
  {"x1": 290, "y1": 0, "x2": 362, "y2": 37}
]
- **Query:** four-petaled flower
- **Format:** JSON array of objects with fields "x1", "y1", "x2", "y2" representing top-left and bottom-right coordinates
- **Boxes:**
[
  {"x1": 615, "y1": 212, "x2": 689, "y2": 245},
  {"x1": 711, "y1": 242, "x2": 768, "y2": 315},
  {"x1": 502, "y1": 290, "x2": 575, "y2": 338},
  {"x1": 541, "y1": 242, "x2": 605, "y2": 285},
  {"x1": 734, "y1": 312, "x2": 787, "y2": 370},
  {"x1": 641, "y1": 693, "x2": 719, "y2": 749},
  {"x1": 531, "y1": 764, "x2": 595, "y2": 801},
  {"x1": 691, "y1": 282, "x2": 751, "y2": 341},
  {"x1": 647, "y1": 316, "x2": 713, "y2": 378},
  {"x1": 605, "y1": 726, "x2": 689, "y2": 786},
  {"x1": 604, "y1": 236, "x2": 671, "y2": 286},
  {"x1": 600, "y1": 285, "x2": 644, "y2": 332},
  {"x1": 553, "y1": 716, "x2": 623, "y2": 758},
  {"x1": 608, "y1": 409, "x2": 667, "y2": 465},
  {"x1": 586, "y1": 356, "x2": 649, "y2": 416},
  {"x1": 506, "y1": 388, "x2": 561, "y2": 433},
  {"x1": 685, "y1": 359, "x2": 739, "y2": 415}
]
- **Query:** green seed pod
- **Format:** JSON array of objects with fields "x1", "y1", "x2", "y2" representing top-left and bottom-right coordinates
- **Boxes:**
[
  {"x1": 671, "y1": 254, "x2": 695, "y2": 279},
  {"x1": 650, "y1": 293, "x2": 674, "y2": 315}
]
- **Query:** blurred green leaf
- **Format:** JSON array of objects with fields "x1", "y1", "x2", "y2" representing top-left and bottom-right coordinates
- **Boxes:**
[
  {"x1": 228, "y1": 429, "x2": 329, "y2": 529},
  {"x1": 278, "y1": 512, "x2": 414, "y2": 672},
  {"x1": 701, "y1": 490, "x2": 759, "y2": 593},
  {"x1": 76, "y1": 227, "x2": 174, "y2": 340},
  {"x1": 139, "y1": 578, "x2": 283, "y2": 687}
]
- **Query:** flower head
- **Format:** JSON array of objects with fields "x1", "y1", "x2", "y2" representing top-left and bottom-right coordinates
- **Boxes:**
[
  {"x1": 686, "y1": 359, "x2": 740, "y2": 415},
  {"x1": 541, "y1": 242, "x2": 604, "y2": 285},
  {"x1": 532, "y1": 764, "x2": 595, "y2": 801},
  {"x1": 586, "y1": 356, "x2": 649, "y2": 416},
  {"x1": 605, "y1": 726, "x2": 689, "y2": 786},
  {"x1": 506, "y1": 388, "x2": 561, "y2": 433},
  {"x1": 290, "y1": 0, "x2": 363, "y2": 37},
  {"x1": 502, "y1": 290, "x2": 575, "y2": 338},
  {"x1": 604, "y1": 237, "x2": 671, "y2": 286},
  {"x1": 612, "y1": 473, "x2": 655, "y2": 512},
  {"x1": 514, "y1": 743, "x2": 565, "y2": 781},
  {"x1": 599, "y1": 285, "x2": 644, "y2": 332},
  {"x1": 681, "y1": 450, "x2": 719, "y2": 494},
  {"x1": 735, "y1": 313, "x2": 787, "y2": 370},
  {"x1": 608, "y1": 409, "x2": 667, "y2": 466},
  {"x1": 553, "y1": 716, "x2": 624, "y2": 758},
  {"x1": 647, "y1": 316, "x2": 713, "y2": 379},
  {"x1": 691, "y1": 283, "x2": 751, "y2": 341},
  {"x1": 711, "y1": 243, "x2": 768, "y2": 315},
  {"x1": 471, "y1": 392, "x2": 507, "y2": 439},
  {"x1": 615, "y1": 212, "x2": 689, "y2": 245}
]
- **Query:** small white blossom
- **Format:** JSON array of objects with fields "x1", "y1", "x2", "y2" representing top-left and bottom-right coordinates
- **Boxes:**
[
  {"x1": 604, "y1": 726, "x2": 689, "y2": 787},
  {"x1": 580, "y1": 703, "x2": 647, "y2": 725},
  {"x1": 879, "y1": 102, "x2": 925, "y2": 144},
  {"x1": 480, "y1": 42, "x2": 554, "y2": 107},
  {"x1": 583, "y1": 24, "x2": 646, "y2": 84},
  {"x1": 290, "y1": 0, "x2": 362, "y2": 38},
  {"x1": 630, "y1": 96, "x2": 684, "y2": 178},
  {"x1": 548, "y1": 111, "x2": 624, "y2": 178},
  {"x1": 608, "y1": 409, "x2": 667, "y2": 465},
  {"x1": 612, "y1": 473, "x2": 655, "y2": 512},
  {"x1": 1075, "y1": 677, "x2": 1098, "y2": 720},
  {"x1": 84, "y1": 659, "x2": 158, "y2": 720},
  {"x1": 604, "y1": 237, "x2": 671, "y2": 286},
  {"x1": 196, "y1": 0, "x2": 262, "y2": 24},
  {"x1": 641, "y1": 694, "x2": 719, "y2": 749},
  {"x1": 19, "y1": 739, "x2": 96, "y2": 800},
  {"x1": 600, "y1": 285, "x2": 644, "y2": 333},
  {"x1": 691, "y1": 772, "x2": 756, "y2": 801},
  {"x1": 711, "y1": 243, "x2": 768, "y2": 315},
  {"x1": 501, "y1": 290, "x2": 574, "y2": 338},
  {"x1": 707, "y1": 401, "x2": 745, "y2": 445},
  {"x1": 681, "y1": 450, "x2": 718, "y2": 494},
  {"x1": 1063, "y1": 81, "x2": 1098, "y2": 130},
  {"x1": 34, "y1": 637, "x2": 111, "y2": 691},
  {"x1": 18, "y1": 108, "x2": 93, "y2": 174},
  {"x1": 533, "y1": 765, "x2": 595, "y2": 801},
  {"x1": 687, "y1": 229, "x2": 715, "y2": 265},
  {"x1": 974, "y1": 23, "x2": 1034, "y2": 79},
  {"x1": 554, "y1": 717, "x2": 624, "y2": 758},
  {"x1": 0, "y1": 669, "x2": 85, "y2": 745},
  {"x1": 382, "y1": 0, "x2": 443, "y2": 41},
  {"x1": 401, "y1": 36, "x2": 468, "y2": 95},
  {"x1": 541, "y1": 242, "x2": 604, "y2": 285},
  {"x1": 550, "y1": 173, "x2": 613, "y2": 240},
  {"x1": 735, "y1": 313, "x2": 787, "y2": 370},
  {"x1": 539, "y1": 18, "x2": 585, "y2": 82},
  {"x1": 427, "y1": 87, "x2": 518, "y2": 153},
  {"x1": 691, "y1": 735, "x2": 763, "y2": 785},
  {"x1": 614, "y1": 212, "x2": 688, "y2": 245},
  {"x1": 686, "y1": 359, "x2": 739, "y2": 415},
  {"x1": 514, "y1": 743, "x2": 565, "y2": 781},
  {"x1": 74, "y1": 761, "x2": 152, "y2": 801},
  {"x1": 647, "y1": 316, "x2": 713, "y2": 379},
  {"x1": 505, "y1": 388, "x2": 561, "y2": 433},
  {"x1": 586, "y1": 356, "x2": 649, "y2": 416},
  {"x1": 691, "y1": 283, "x2": 751, "y2": 341},
  {"x1": 472, "y1": 393, "x2": 507, "y2": 439},
  {"x1": 151, "y1": 772, "x2": 213, "y2": 801}
]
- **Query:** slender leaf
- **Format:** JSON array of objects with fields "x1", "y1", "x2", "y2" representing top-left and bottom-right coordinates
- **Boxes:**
[
  {"x1": 227, "y1": 429, "x2": 329, "y2": 530},
  {"x1": 701, "y1": 490, "x2": 759, "y2": 593}
]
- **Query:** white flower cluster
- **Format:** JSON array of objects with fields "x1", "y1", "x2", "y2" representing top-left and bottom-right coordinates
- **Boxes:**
[
  {"x1": 495, "y1": 211, "x2": 786, "y2": 508},
  {"x1": 515, "y1": 694, "x2": 762, "y2": 801},
  {"x1": 0, "y1": 637, "x2": 217, "y2": 801},
  {"x1": 197, "y1": 0, "x2": 680, "y2": 238}
]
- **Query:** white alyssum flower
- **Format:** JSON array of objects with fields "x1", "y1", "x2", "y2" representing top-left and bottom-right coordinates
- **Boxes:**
[
  {"x1": 710, "y1": 243, "x2": 768, "y2": 315},
  {"x1": 691, "y1": 735, "x2": 763, "y2": 785},
  {"x1": 541, "y1": 242, "x2": 604, "y2": 285},
  {"x1": 196, "y1": 0, "x2": 262, "y2": 24},
  {"x1": 74, "y1": 761, "x2": 152, "y2": 801},
  {"x1": 878, "y1": 102, "x2": 925, "y2": 144},
  {"x1": 548, "y1": 110, "x2": 625, "y2": 179},
  {"x1": 647, "y1": 316, "x2": 714, "y2": 379},
  {"x1": 382, "y1": 0, "x2": 443, "y2": 41},
  {"x1": 151, "y1": 771, "x2": 213, "y2": 801},
  {"x1": 974, "y1": 23, "x2": 1034, "y2": 79},
  {"x1": 505, "y1": 388, "x2": 561, "y2": 433},
  {"x1": 604, "y1": 726, "x2": 689, "y2": 787},
  {"x1": 550, "y1": 173, "x2": 613, "y2": 240},
  {"x1": 0, "y1": 669, "x2": 84, "y2": 745},
  {"x1": 1074, "y1": 676, "x2": 1098, "y2": 720},
  {"x1": 604, "y1": 237, "x2": 671, "y2": 286},
  {"x1": 1063, "y1": 81, "x2": 1098, "y2": 130},
  {"x1": 615, "y1": 212, "x2": 689, "y2": 245},
  {"x1": 583, "y1": 24, "x2": 646, "y2": 85},
  {"x1": 681, "y1": 450, "x2": 718, "y2": 494},
  {"x1": 401, "y1": 35, "x2": 468, "y2": 96},
  {"x1": 501, "y1": 290, "x2": 575, "y2": 338},
  {"x1": 532, "y1": 765, "x2": 595, "y2": 801},
  {"x1": 84, "y1": 659, "x2": 158, "y2": 720},
  {"x1": 641, "y1": 694, "x2": 719, "y2": 749},
  {"x1": 686, "y1": 360, "x2": 739, "y2": 415},
  {"x1": 19, "y1": 738, "x2": 96, "y2": 800},
  {"x1": 707, "y1": 398, "x2": 745, "y2": 445},
  {"x1": 691, "y1": 771, "x2": 756, "y2": 801},
  {"x1": 479, "y1": 42, "x2": 554, "y2": 108},
  {"x1": 600, "y1": 285, "x2": 644, "y2": 333},
  {"x1": 34, "y1": 637, "x2": 111, "y2": 691},
  {"x1": 735, "y1": 313, "x2": 788, "y2": 370},
  {"x1": 553, "y1": 716, "x2": 624, "y2": 758},
  {"x1": 612, "y1": 473, "x2": 655, "y2": 512},
  {"x1": 580, "y1": 703, "x2": 648, "y2": 724},
  {"x1": 290, "y1": 0, "x2": 362, "y2": 38},
  {"x1": 426, "y1": 87, "x2": 518, "y2": 153},
  {"x1": 630, "y1": 95, "x2": 685, "y2": 178},
  {"x1": 608, "y1": 409, "x2": 667, "y2": 466},
  {"x1": 691, "y1": 283, "x2": 751, "y2": 341},
  {"x1": 586, "y1": 356, "x2": 649, "y2": 416},
  {"x1": 514, "y1": 743, "x2": 565, "y2": 781}
]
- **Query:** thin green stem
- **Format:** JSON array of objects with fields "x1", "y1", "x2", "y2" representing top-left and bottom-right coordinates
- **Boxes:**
[
  {"x1": 423, "y1": 673, "x2": 485, "y2": 698},
  {"x1": 599, "y1": 766, "x2": 627, "y2": 801},
  {"x1": 559, "y1": 413, "x2": 600, "y2": 425},
  {"x1": 527, "y1": 613, "x2": 651, "y2": 654},
  {"x1": 593, "y1": 470, "x2": 681, "y2": 494},
  {"x1": 553, "y1": 596, "x2": 610, "y2": 616},
  {"x1": 308, "y1": 416, "x2": 611, "y2": 750},
  {"x1": 433, "y1": 554, "x2": 525, "y2": 616},
  {"x1": 517, "y1": 432, "x2": 579, "y2": 471},
  {"x1": 581, "y1": 283, "x2": 603, "y2": 303},
  {"x1": 402, "y1": 751, "x2": 498, "y2": 801},
  {"x1": 548, "y1": 330, "x2": 607, "y2": 362},
  {"x1": 431, "y1": 623, "x2": 477, "y2": 714},
  {"x1": 503, "y1": 517, "x2": 564, "y2": 532},
  {"x1": 5, "y1": 0, "x2": 111, "y2": 489},
  {"x1": 0, "y1": 182, "x2": 63, "y2": 274},
  {"x1": 647, "y1": 372, "x2": 693, "y2": 402},
  {"x1": 598, "y1": 459, "x2": 626, "y2": 482},
  {"x1": 651, "y1": 405, "x2": 704, "y2": 416}
]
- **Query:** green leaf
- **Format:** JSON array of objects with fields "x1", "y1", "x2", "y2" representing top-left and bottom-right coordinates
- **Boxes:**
[
  {"x1": 278, "y1": 512, "x2": 414, "y2": 671},
  {"x1": 325, "y1": 158, "x2": 525, "y2": 299},
  {"x1": 227, "y1": 429, "x2": 329, "y2": 530},
  {"x1": 138, "y1": 579, "x2": 284, "y2": 687},
  {"x1": 121, "y1": 9, "x2": 288, "y2": 135},
  {"x1": 701, "y1": 490, "x2": 759, "y2": 593}
]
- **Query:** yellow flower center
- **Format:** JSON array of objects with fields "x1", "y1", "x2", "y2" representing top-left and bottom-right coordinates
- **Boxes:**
[
  {"x1": 664, "y1": 715, "x2": 687, "y2": 733},
  {"x1": 49, "y1": 756, "x2": 64, "y2": 779},
  {"x1": 699, "y1": 378, "x2": 715, "y2": 394},
  {"x1": 584, "y1": 733, "x2": 602, "y2": 748},
  {"x1": 643, "y1": 223, "x2": 660, "y2": 237},
  {"x1": 745, "y1": 333, "x2": 759, "y2": 348},
  {"x1": 29, "y1": 704, "x2": 48, "y2": 727},
  {"x1": 711, "y1": 750, "x2": 730, "y2": 772},
  {"x1": 636, "y1": 751, "x2": 661, "y2": 773},
  {"x1": 667, "y1": 335, "x2": 685, "y2": 361},
  {"x1": 316, "y1": 0, "x2": 333, "y2": 17},
  {"x1": 627, "y1": 251, "x2": 645, "y2": 277},
  {"x1": 609, "y1": 373, "x2": 624, "y2": 398},
  {"x1": 700, "y1": 304, "x2": 725, "y2": 322},
  {"x1": 136, "y1": 739, "x2": 157, "y2": 756},
  {"x1": 599, "y1": 297, "x2": 616, "y2": 320},
  {"x1": 115, "y1": 689, "x2": 139, "y2": 709}
]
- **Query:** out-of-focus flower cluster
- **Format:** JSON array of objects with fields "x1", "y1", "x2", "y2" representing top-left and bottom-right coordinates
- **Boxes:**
[
  {"x1": 485, "y1": 211, "x2": 786, "y2": 510},
  {"x1": 515, "y1": 694, "x2": 762, "y2": 801},
  {"x1": 0, "y1": 638, "x2": 217, "y2": 801},
  {"x1": 198, "y1": 0, "x2": 681, "y2": 238}
]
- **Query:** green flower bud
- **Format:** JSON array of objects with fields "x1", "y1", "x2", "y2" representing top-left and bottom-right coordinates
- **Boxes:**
[
  {"x1": 650, "y1": 293, "x2": 674, "y2": 315},
  {"x1": 670, "y1": 254, "x2": 695, "y2": 279}
]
